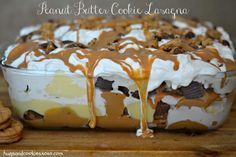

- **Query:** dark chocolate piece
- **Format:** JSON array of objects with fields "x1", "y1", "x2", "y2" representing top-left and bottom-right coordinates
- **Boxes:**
[
  {"x1": 163, "y1": 33, "x2": 175, "y2": 39},
  {"x1": 180, "y1": 81, "x2": 205, "y2": 99},
  {"x1": 190, "y1": 44, "x2": 198, "y2": 49},
  {"x1": 17, "y1": 30, "x2": 41, "y2": 43},
  {"x1": 154, "y1": 101, "x2": 170, "y2": 120},
  {"x1": 118, "y1": 86, "x2": 129, "y2": 96},
  {"x1": 24, "y1": 110, "x2": 44, "y2": 120},
  {"x1": 154, "y1": 35, "x2": 162, "y2": 41},
  {"x1": 39, "y1": 41, "x2": 57, "y2": 53},
  {"x1": 148, "y1": 88, "x2": 157, "y2": 97},
  {"x1": 184, "y1": 31, "x2": 195, "y2": 39},
  {"x1": 95, "y1": 77, "x2": 114, "y2": 91},
  {"x1": 122, "y1": 107, "x2": 129, "y2": 116},
  {"x1": 172, "y1": 48, "x2": 183, "y2": 54},
  {"x1": 39, "y1": 43, "x2": 48, "y2": 49},
  {"x1": 131, "y1": 90, "x2": 140, "y2": 99},
  {"x1": 62, "y1": 40, "x2": 87, "y2": 48},
  {"x1": 17, "y1": 35, "x2": 28, "y2": 43},
  {"x1": 62, "y1": 40, "x2": 74, "y2": 45},
  {"x1": 222, "y1": 40, "x2": 230, "y2": 47}
]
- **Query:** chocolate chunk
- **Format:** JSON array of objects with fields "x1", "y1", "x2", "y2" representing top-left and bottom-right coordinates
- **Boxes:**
[
  {"x1": 88, "y1": 38, "x2": 97, "y2": 46},
  {"x1": 17, "y1": 35, "x2": 28, "y2": 43},
  {"x1": 108, "y1": 47, "x2": 116, "y2": 51},
  {"x1": 68, "y1": 43, "x2": 87, "y2": 48},
  {"x1": 17, "y1": 33, "x2": 33, "y2": 43},
  {"x1": 190, "y1": 44, "x2": 198, "y2": 49},
  {"x1": 122, "y1": 107, "x2": 129, "y2": 116},
  {"x1": 118, "y1": 86, "x2": 129, "y2": 96},
  {"x1": 39, "y1": 43, "x2": 48, "y2": 49},
  {"x1": 17, "y1": 31, "x2": 40, "y2": 43},
  {"x1": 24, "y1": 110, "x2": 44, "y2": 120},
  {"x1": 176, "y1": 88, "x2": 183, "y2": 96},
  {"x1": 47, "y1": 41, "x2": 57, "y2": 51},
  {"x1": 172, "y1": 48, "x2": 183, "y2": 54},
  {"x1": 219, "y1": 63, "x2": 224, "y2": 67},
  {"x1": 222, "y1": 40, "x2": 230, "y2": 47},
  {"x1": 62, "y1": 40, "x2": 87, "y2": 48},
  {"x1": 131, "y1": 90, "x2": 140, "y2": 99},
  {"x1": 66, "y1": 43, "x2": 78, "y2": 48},
  {"x1": 107, "y1": 44, "x2": 117, "y2": 51},
  {"x1": 39, "y1": 41, "x2": 57, "y2": 53},
  {"x1": 95, "y1": 77, "x2": 114, "y2": 91},
  {"x1": 184, "y1": 31, "x2": 195, "y2": 39},
  {"x1": 154, "y1": 101, "x2": 170, "y2": 120},
  {"x1": 154, "y1": 35, "x2": 162, "y2": 41},
  {"x1": 148, "y1": 88, "x2": 157, "y2": 97},
  {"x1": 163, "y1": 33, "x2": 175, "y2": 39},
  {"x1": 62, "y1": 40, "x2": 74, "y2": 45},
  {"x1": 180, "y1": 82, "x2": 205, "y2": 99},
  {"x1": 118, "y1": 33, "x2": 124, "y2": 37}
]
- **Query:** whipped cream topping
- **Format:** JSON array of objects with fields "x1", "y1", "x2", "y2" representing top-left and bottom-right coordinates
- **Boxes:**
[
  {"x1": 20, "y1": 25, "x2": 41, "y2": 36},
  {"x1": 3, "y1": 17, "x2": 235, "y2": 75},
  {"x1": 122, "y1": 29, "x2": 146, "y2": 41},
  {"x1": 54, "y1": 26, "x2": 113, "y2": 45},
  {"x1": 173, "y1": 20, "x2": 207, "y2": 36}
]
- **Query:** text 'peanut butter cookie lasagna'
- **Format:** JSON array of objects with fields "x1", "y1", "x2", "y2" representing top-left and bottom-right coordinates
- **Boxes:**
[{"x1": 1, "y1": 16, "x2": 236, "y2": 138}]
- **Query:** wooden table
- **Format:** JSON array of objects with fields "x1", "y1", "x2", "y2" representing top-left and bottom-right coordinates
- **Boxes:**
[{"x1": 0, "y1": 71, "x2": 236, "y2": 157}]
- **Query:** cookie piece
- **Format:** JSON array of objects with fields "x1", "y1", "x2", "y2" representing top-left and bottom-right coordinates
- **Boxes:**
[
  {"x1": 39, "y1": 41, "x2": 57, "y2": 54},
  {"x1": 154, "y1": 101, "x2": 170, "y2": 124},
  {"x1": 95, "y1": 77, "x2": 114, "y2": 91},
  {"x1": 62, "y1": 40, "x2": 87, "y2": 48},
  {"x1": 118, "y1": 86, "x2": 129, "y2": 96},
  {"x1": 0, "y1": 118, "x2": 11, "y2": 130},
  {"x1": 23, "y1": 110, "x2": 44, "y2": 120},
  {"x1": 122, "y1": 107, "x2": 129, "y2": 116},
  {"x1": 0, "y1": 119, "x2": 23, "y2": 144},
  {"x1": 184, "y1": 31, "x2": 195, "y2": 39},
  {"x1": 0, "y1": 104, "x2": 12, "y2": 125},
  {"x1": 0, "y1": 134, "x2": 22, "y2": 144},
  {"x1": 221, "y1": 40, "x2": 230, "y2": 47},
  {"x1": 130, "y1": 90, "x2": 140, "y2": 99},
  {"x1": 180, "y1": 81, "x2": 205, "y2": 99}
]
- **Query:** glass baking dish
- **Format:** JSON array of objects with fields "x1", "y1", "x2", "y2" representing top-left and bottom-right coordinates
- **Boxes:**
[{"x1": 1, "y1": 63, "x2": 236, "y2": 132}]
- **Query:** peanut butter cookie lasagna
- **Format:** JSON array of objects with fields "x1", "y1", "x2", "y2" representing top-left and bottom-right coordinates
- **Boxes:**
[{"x1": 1, "y1": 16, "x2": 236, "y2": 138}]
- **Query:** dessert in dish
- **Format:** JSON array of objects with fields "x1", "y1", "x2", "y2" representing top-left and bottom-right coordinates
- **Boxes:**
[{"x1": 1, "y1": 15, "x2": 236, "y2": 138}]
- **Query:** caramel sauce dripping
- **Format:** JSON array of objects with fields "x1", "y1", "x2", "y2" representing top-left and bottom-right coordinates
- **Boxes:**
[
  {"x1": 5, "y1": 42, "x2": 38, "y2": 66},
  {"x1": 221, "y1": 73, "x2": 227, "y2": 88},
  {"x1": 97, "y1": 92, "x2": 140, "y2": 129}
]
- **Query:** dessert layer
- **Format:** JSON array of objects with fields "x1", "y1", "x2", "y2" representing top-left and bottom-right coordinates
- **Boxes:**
[{"x1": 2, "y1": 15, "x2": 236, "y2": 137}]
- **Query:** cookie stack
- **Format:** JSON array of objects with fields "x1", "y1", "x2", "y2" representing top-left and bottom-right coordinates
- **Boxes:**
[{"x1": 0, "y1": 102, "x2": 23, "y2": 143}]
